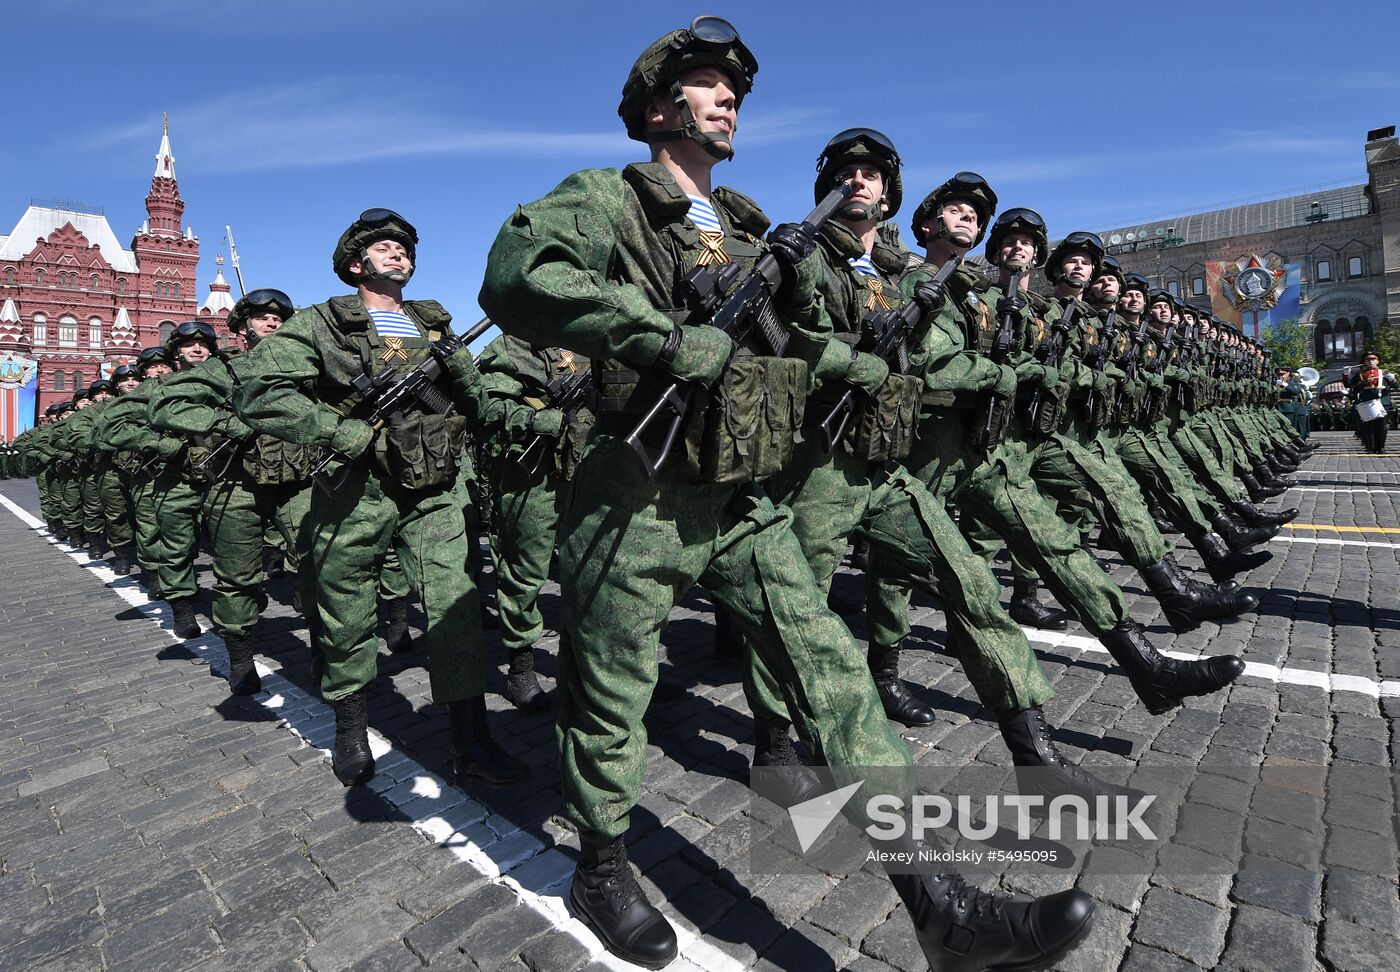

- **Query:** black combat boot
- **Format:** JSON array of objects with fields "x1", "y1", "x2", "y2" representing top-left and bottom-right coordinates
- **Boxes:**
[
  {"x1": 1191, "y1": 531, "x2": 1273, "y2": 583},
  {"x1": 997, "y1": 707, "x2": 1147, "y2": 813},
  {"x1": 449, "y1": 696, "x2": 528, "y2": 785},
  {"x1": 86, "y1": 533, "x2": 104, "y2": 560},
  {"x1": 1253, "y1": 463, "x2": 1296, "y2": 490},
  {"x1": 749, "y1": 716, "x2": 826, "y2": 809},
  {"x1": 889, "y1": 865, "x2": 1095, "y2": 972},
  {"x1": 1140, "y1": 558, "x2": 1257, "y2": 634},
  {"x1": 710, "y1": 603, "x2": 743, "y2": 666},
  {"x1": 1150, "y1": 504, "x2": 1177, "y2": 535},
  {"x1": 1161, "y1": 552, "x2": 1240, "y2": 596},
  {"x1": 1099, "y1": 619, "x2": 1244, "y2": 715},
  {"x1": 52, "y1": 524, "x2": 69, "y2": 542},
  {"x1": 1268, "y1": 455, "x2": 1300, "y2": 475},
  {"x1": 112, "y1": 547, "x2": 133, "y2": 576},
  {"x1": 569, "y1": 831, "x2": 678, "y2": 970},
  {"x1": 1231, "y1": 499, "x2": 1298, "y2": 528},
  {"x1": 382, "y1": 597, "x2": 414, "y2": 654},
  {"x1": 264, "y1": 547, "x2": 286, "y2": 578},
  {"x1": 1008, "y1": 577, "x2": 1070, "y2": 631},
  {"x1": 331, "y1": 689, "x2": 375, "y2": 786},
  {"x1": 169, "y1": 597, "x2": 202, "y2": 639},
  {"x1": 850, "y1": 536, "x2": 872, "y2": 571},
  {"x1": 504, "y1": 647, "x2": 550, "y2": 712},
  {"x1": 868, "y1": 643, "x2": 935, "y2": 727},
  {"x1": 1242, "y1": 471, "x2": 1287, "y2": 502},
  {"x1": 223, "y1": 632, "x2": 262, "y2": 696},
  {"x1": 1210, "y1": 511, "x2": 1278, "y2": 552}
]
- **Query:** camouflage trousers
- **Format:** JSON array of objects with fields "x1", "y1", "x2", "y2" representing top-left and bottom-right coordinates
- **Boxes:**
[
  {"x1": 306, "y1": 465, "x2": 483, "y2": 704},
  {"x1": 557, "y1": 434, "x2": 913, "y2": 839},
  {"x1": 57, "y1": 469, "x2": 83, "y2": 531},
  {"x1": 1169, "y1": 419, "x2": 1244, "y2": 507},
  {"x1": 95, "y1": 465, "x2": 133, "y2": 550},
  {"x1": 36, "y1": 468, "x2": 56, "y2": 523},
  {"x1": 748, "y1": 438, "x2": 1052, "y2": 717},
  {"x1": 485, "y1": 456, "x2": 564, "y2": 652},
  {"x1": 1191, "y1": 412, "x2": 1253, "y2": 481},
  {"x1": 81, "y1": 469, "x2": 104, "y2": 537},
  {"x1": 122, "y1": 473, "x2": 159, "y2": 572},
  {"x1": 870, "y1": 410, "x2": 1129, "y2": 641},
  {"x1": 151, "y1": 470, "x2": 208, "y2": 601},
  {"x1": 203, "y1": 479, "x2": 309, "y2": 638},
  {"x1": 1116, "y1": 424, "x2": 1224, "y2": 538}
]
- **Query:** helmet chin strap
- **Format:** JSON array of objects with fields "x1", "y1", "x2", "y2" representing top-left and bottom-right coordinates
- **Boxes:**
[
  {"x1": 649, "y1": 81, "x2": 734, "y2": 160},
  {"x1": 929, "y1": 205, "x2": 974, "y2": 247},
  {"x1": 359, "y1": 250, "x2": 414, "y2": 285},
  {"x1": 842, "y1": 196, "x2": 885, "y2": 222}
]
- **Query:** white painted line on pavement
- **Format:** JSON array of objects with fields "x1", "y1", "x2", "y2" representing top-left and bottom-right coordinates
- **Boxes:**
[
  {"x1": 1271, "y1": 535, "x2": 1400, "y2": 550},
  {"x1": 1291, "y1": 487, "x2": 1400, "y2": 493},
  {"x1": 1020, "y1": 628, "x2": 1400, "y2": 699},
  {"x1": 0, "y1": 490, "x2": 742, "y2": 972}
]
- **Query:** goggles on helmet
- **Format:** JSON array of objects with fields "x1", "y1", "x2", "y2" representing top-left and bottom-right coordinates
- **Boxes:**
[
  {"x1": 243, "y1": 288, "x2": 295, "y2": 318},
  {"x1": 817, "y1": 127, "x2": 901, "y2": 171},
  {"x1": 671, "y1": 16, "x2": 757, "y2": 77},
  {"x1": 172, "y1": 321, "x2": 218, "y2": 344},
  {"x1": 356, "y1": 209, "x2": 419, "y2": 243}
]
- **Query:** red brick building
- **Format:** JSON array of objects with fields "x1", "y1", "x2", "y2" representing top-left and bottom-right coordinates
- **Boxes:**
[{"x1": 0, "y1": 118, "x2": 233, "y2": 417}]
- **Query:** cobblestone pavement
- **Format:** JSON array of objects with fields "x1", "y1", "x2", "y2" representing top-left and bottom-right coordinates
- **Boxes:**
[{"x1": 1, "y1": 430, "x2": 1397, "y2": 972}]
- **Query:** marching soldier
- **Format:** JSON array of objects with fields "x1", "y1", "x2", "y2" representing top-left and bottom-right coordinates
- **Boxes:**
[
  {"x1": 481, "y1": 20, "x2": 1095, "y2": 971},
  {"x1": 235, "y1": 209, "x2": 525, "y2": 789}
]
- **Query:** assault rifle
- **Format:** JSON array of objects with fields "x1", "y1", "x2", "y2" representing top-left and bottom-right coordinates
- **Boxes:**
[
  {"x1": 1026, "y1": 299, "x2": 1078, "y2": 430},
  {"x1": 809, "y1": 256, "x2": 961, "y2": 453},
  {"x1": 515, "y1": 364, "x2": 594, "y2": 475},
  {"x1": 311, "y1": 317, "x2": 497, "y2": 495},
  {"x1": 976, "y1": 268, "x2": 1026, "y2": 450},
  {"x1": 625, "y1": 181, "x2": 856, "y2": 478},
  {"x1": 191, "y1": 434, "x2": 245, "y2": 483},
  {"x1": 1111, "y1": 315, "x2": 1152, "y2": 425},
  {"x1": 1083, "y1": 309, "x2": 1117, "y2": 421}
]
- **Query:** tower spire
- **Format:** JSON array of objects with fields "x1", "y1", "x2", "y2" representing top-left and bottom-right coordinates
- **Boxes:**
[{"x1": 154, "y1": 112, "x2": 176, "y2": 181}]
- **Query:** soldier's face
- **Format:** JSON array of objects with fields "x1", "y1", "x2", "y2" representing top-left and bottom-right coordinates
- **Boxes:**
[
  {"x1": 1120, "y1": 289, "x2": 1146, "y2": 313},
  {"x1": 998, "y1": 233, "x2": 1037, "y2": 270},
  {"x1": 248, "y1": 313, "x2": 284, "y2": 340},
  {"x1": 1088, "y1": 275, "x2": 1121, "y2": 304},
  {"x1": 178, "y1": 340, "x2": 210, "y2": 365},
  {"x1": 835, "y1": 163, "x2": 886, "y2": 219},
  {"x1": 143, "y1": 363, "x2": 172, "y2": 379},
  {"x1": 1150, "y1": 301, "x2": 1172, "y2": 323},
  {"x1": 117, "y1": 377, "x2": 141, "y2": 393},
  {"x1": 648, "y1": 67, "x2": 737, "y2": 152},
  {"x1": 351, "y1": 240, "x2": 413, "y2": 283},
  {"x1": 91, "y1": 391, "x2": 111, "y2": 402},
  {"x1": 1059, "y1": 251, "x2": 1095, "y2": 287},
  {"x1": 75, "y1": 398, "x2": 90, "y2": 409},
  {"x1": 935, "y1": 200, "x2": 980, "y2": 248}
]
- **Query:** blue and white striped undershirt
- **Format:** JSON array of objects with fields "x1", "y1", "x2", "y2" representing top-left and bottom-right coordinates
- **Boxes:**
[
  {"x1": 848, "y1": 253, "x2": 879, "y2": 278},
  {"x1": 368, "y1": 309, "x2": 421, "y2": 339},
  {"x1": 686, "y1": 195, "x2": 723, "y2": 232}
]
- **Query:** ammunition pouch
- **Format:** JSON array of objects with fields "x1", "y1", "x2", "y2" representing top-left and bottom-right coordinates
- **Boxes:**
[
  {"x1": 1030, "y1": 382, "x2": 1071, "y2": 436},
  {"x1": 849, "y1": 372, "x2": 922, "y2": 462},
  {"x1": 375, "y1": 412, "x2": 468, "y2": 491},
  {"x1": 555, "y1": 410, "x2": 595, "y2": 482},
  {"x1": 698, "y1": 355, "x2": 806, "y2": 485},
  {"x1": 978, "y1": 392, "x2": 1014, "y2": 450},
  {"x1": 243, "y1": 435, "x2": 319, "y2": 486}
]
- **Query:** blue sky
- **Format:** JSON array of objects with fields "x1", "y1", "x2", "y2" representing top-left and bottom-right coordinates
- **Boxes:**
[{"x1": 5, "y1": 1, "x2": 1398, "y2": 343}]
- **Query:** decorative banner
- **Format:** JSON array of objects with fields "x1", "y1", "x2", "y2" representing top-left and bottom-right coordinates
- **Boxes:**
[
  {"x1": 0, "y1": 350, "x2": 39, "y2": 441},
  {"x1": 1206, "y1": 256, "x2": 1301, "y2": 337}
]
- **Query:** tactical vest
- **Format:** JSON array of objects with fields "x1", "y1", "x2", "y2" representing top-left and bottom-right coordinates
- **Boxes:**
[
  {"x1": 203, "y1": 355, "x2": 320, "y2": 486},
  {"x1": 312, "y1": 297, "x2": 468, "y2": 491},
  {"x1": 1025, "y1": 295, "x2": 1079, "y2": 436},
  {"x1": 912, "y1": 266, "x2": 989, "y2": 413},
  {"x1": 595, "y1": 163, "x2": 806, "y2": 485},
  {"x1": 499, "y1": 336, "x2": 596, "y2": 482}
]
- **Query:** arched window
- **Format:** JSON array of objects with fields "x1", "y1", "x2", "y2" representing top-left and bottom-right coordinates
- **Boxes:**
[
  {"x1": 35, "y1": 270, "x2": 44, "y2": 286},
  {"x1": 3, "y1": 268, "x2": 14, "y2": 286},
  {"x1": 1333, "y1": 318, "x2": 1352, "y2": 359},
  {"x1": 31, "y1": 314, "x2": 46, "y2": 345},
  {"x1": 89, "y1": 317, "x2": 102, "y2": 347},
  {"x1": 58, "y1": 315, "x2": 78, "y2": 348},
  {"x1": 172, "y1": 282, "x2": 181, "y2": 298},
  {"x1": 116, "y1": 278, "x2": 126, "y2": 295},
  {"x1": 1313, "y1": 320, "x2": 1331, "y2": 361},
  {"x1": 53, "y1": 371, "x2": 65, "y2": 391},
  {"x1": 71, "y1": 370, "x2": 83, "y2": 387},
  {"x1": 90, "y1": 274, "x2": 100, "y2": 290},
  {"x1": 159, "y1": 321, "x2": 175, "y2": 344},
  {"x1": 1356, "y1": 317, "x2": 1371, "y2": 355}
]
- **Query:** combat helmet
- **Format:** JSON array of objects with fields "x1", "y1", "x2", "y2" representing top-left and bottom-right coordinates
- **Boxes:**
[
  {"x1": 333, "y1": 209, "x2": 418, "y2": 287},
  {"x1": 112, "y1": 363, "x2": 141, "y2": 387},
  {"x1": 1092, "y1": 254, "x2": 1126, "y2": 286},
  {"x1": 167, "y1": 320, "x2": 219, "y2": 351},
  {"x1": 1044, "y1": 231, "x2": 1105, "y2": 284},
  {"x1": 87, "y1": 379, "x2": 114, "y2": 398},
  {"x1": 910, "y1": 171, "x2": 998, "y2": 247},
  {"x1": 814, "y1": 128, "x2": 902, "y2": 220},
  {"x1": 618, "y1": 15, "x2": 758, "y2": 160},
  {"x1": 228, "y1": 288, "x2": 295, "y2": 333},
  {"x1": 1121, "y1": 272, "x2": 1151, "y2": 297},
  {"x1": 1146, "y1": 289, "x2": 1177, "y2": 314},
  {"x1": 136, "y1": 346, "x2": 174, "y2": 374},
  {"x1": 983, "y1": 207, "x2": 1048, "y2": 268}
]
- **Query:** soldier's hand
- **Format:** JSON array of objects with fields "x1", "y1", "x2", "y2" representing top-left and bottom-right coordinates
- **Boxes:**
[
  {"x1": 221, "y1": 415, "x2": 254, "y2": 440},
  {"x1": 990, "y1": 363, "x2": 1018, "y2": 398},
  {"x1": 766, "y1": 222, "x2": 820, "y2": 269},
  {"x1": 846, "y1": 350, "x2": 890, "y2": 396},
  {"x1": 529, "y1": 408, "x2": 566, "y2": 438},
  {"x1": 329, "y1": 418, "x2": 376, "y2": 459},
  {"x1": 913, "y1": 278, "x2": 947, "y2": 314},
  {"x1": 1039, "y1": 364, "x2": 1061, "y2": 387},
  {"x1": 995, "y1": 293, "x2": 1025, "y2": 319},
  {"x1": 431, "y1": 333, "x2": 465, "y2": 363},
  {"x1": 155, "y1": 437, "x2": 183, "y2": 458},
  {"x1": 659, "y1": 324, "x2": 735, "y2": 387}
]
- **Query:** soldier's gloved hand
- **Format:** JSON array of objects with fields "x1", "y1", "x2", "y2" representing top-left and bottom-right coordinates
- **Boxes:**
[
  {"x1": 329, "y1": 418, "x2": 376, "y2": 459},
  {"x1": 1144, "y1": 371, "x2": 1165, "y2": 391},
  {"x1": 155, "y1": 437, "x2": 183, "y2": 458},
  {"x1": 845, "y1": 350, "x2": 890, "y2": 396},
  {"x1": 1038, "y1": 364, "x2": 1062, "y2": 388},
  {"x1": 1091, "y1": 371, "x2": 1115, "y2": 393},
  {"x1": 1014, "y1": 358, "x2": 1048, "y2": 385},
  {"x1": 766, "y1": 222, "x2": 820, "y2": 269},
  {"x1": 431, "y1": 333, "x2": 465, "y2": 363},
  {"x1": 529, "y1": 408, "x2": 566, "y2": 438},
  {"x1": 913, "y1": 277, "x2": 948, "y2": 314},
  {"x1": 220, "y1": 415, "x2": 254, "y2": 440},
  {"x1": 995, "y1": 293, "x2": 1025, "y2": 319},
  {"x1": 658, "y1": 324, "x2": 735, "y2": 387},
  {"x1": 990, "y1": 363, "x2": 1018, "y2": 398}
]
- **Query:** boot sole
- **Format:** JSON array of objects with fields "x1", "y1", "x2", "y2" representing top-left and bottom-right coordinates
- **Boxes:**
[
  {"x1": 986, "y1": 900, "x2": 1096, "y2": 972},
  {"x1": 566, "y1": 890, "x2": 678, "y2": 971}
]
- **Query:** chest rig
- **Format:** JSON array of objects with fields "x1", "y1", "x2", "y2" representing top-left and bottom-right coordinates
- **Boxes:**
[
  {"x1": 504, "y1": 335, "x2": 596, "y2": 481},
  {"x1": 600, "y1": 163, "x2": 807, "y2": 484}
]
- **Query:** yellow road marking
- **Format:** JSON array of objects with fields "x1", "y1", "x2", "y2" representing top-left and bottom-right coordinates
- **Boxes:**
[{"x1": 1284, "y1": 523, "x2": 1400, "y2": 534}]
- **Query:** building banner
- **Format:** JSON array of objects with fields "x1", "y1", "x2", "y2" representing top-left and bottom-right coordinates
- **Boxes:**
[
  {"x1": 1207, "y1": 256, "x2": 1301, "y2": 337},
  {"x1": 0, "y1": 351, "x2": 38, "y2": 441}
]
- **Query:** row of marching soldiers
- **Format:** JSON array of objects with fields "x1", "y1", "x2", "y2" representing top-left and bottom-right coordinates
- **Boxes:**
[{"x1": 4, "y1": 20, "x2": 1316, "y2": 972}]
